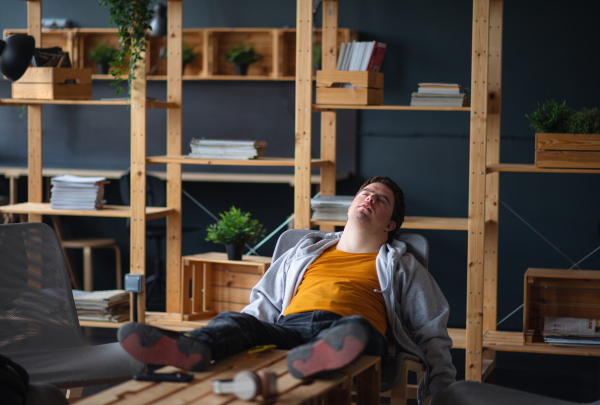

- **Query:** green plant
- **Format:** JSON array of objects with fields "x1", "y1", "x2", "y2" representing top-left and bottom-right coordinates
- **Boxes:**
[
  {"x1": 206, "y1": 206, "x2": 266, "y2": 245},
  {"x1": 312, "y1": 43, "x2": 322, "y2": 67},
  {"x1": 525, "y1": 99, "x2": 574, "y2": 133},
  {"x1": 182, "y1": 42, "x2": 199, "y2": 65},
  {"x1": 222, "y1": 42, "x2": 260, "y2": 66},
  {"x1": 99, "y1": 0, "x2": 154, "y2": 95},
  {"x1": 565, "y1": 108, "x2": 600, "y2": 134},
  {"x1": 88, "y1": 41, "x2": 117, "y2": 65}
]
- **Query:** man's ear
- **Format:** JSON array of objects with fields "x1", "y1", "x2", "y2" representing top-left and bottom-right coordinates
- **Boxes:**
[{"x1": 384, "y1": 220, "x2": 396, "y2": 233}]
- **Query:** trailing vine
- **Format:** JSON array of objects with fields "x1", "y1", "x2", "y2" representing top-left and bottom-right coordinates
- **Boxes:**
[{"x1": 99, "y1": 0, "x2": 154, "y2": 95}]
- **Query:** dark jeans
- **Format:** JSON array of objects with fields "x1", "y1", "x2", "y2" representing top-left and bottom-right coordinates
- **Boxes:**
[{"x1": 189, "y1": 310, "x2": 388, "y2": 363}]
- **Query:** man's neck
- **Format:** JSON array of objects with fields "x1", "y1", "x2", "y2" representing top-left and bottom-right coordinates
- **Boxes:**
[{"x1": 336, "y1": 226, "x2": 387, "y2": 254}]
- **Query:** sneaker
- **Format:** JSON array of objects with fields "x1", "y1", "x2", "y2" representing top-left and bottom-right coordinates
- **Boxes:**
[
  {"x1": 117, "y1": 323, "x2": 211, "y2": 371},
  {"x1": 286, "y1": 323, "x2": 368, "y2": 379}
]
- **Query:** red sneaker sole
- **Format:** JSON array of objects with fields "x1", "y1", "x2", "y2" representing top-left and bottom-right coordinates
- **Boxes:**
[
  {"x1": 120, "y1": 333, "x2": 204, "y2": 370},
  {"x1": 290, "y1": 335, "x2": 366, "y2": 377}
]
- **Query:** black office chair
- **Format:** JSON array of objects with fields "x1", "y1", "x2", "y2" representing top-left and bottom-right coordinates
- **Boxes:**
[{"x1": 119, "y1": 171, "x2": 198, "y2": 311}]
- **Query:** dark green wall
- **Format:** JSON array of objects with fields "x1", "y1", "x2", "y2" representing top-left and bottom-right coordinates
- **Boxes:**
[{"x1": 0, "y1": 1, "x2": 599, "y2": 332}]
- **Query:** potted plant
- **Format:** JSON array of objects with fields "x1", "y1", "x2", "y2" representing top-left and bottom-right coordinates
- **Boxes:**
[
  {"x1": 88, "y1": 41, "x2": 117, "y2": 75},
  {"x1": 222, "y1": 41, "x2": 260, "y2": 76},
  {"x1": 205, "y1": 206, "x2": 266, "y2": 260},
  {"x1": 99, "y1": 0, "x2": 154, "y2": 95},
  {"x1": 182, "y1": 41, "x2": 199, "y2": 74},
  {"x1": 526, "y1": 99, "x2": 600, "y2": 169}
]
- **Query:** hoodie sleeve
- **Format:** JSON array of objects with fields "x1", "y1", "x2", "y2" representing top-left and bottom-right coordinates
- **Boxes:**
[
  {"x1": 240, "y1": 248, "x2": 293, "y2": 323},
  {"x1": 397, "y1": 253, "x2": 456, "y2": 399}
]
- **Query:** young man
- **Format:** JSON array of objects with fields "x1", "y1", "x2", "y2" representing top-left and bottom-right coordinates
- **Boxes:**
[{"x1": 118, "y1": 176, "x2": 455, "y2": 403}]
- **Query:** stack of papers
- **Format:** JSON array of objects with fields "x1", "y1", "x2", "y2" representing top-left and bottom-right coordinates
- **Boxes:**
[
  {"x1": 50, "y1": 175, "x2": 108, "y2": 210},
  {"x1": 188, "y1": 139, "x2": 267, "y2": 160},
  {"x1": 543, "y1": 317, "x2": 600, "y2": 347},
  {"x1": 310, "y1": 195, "x2": 354, "y2": 222},
  {"x1": 410, "y1": 83, "x2": 470, "y2": 107},
  {"x1": 72, "y1": 289, "x2": 130, "y2": 323}
]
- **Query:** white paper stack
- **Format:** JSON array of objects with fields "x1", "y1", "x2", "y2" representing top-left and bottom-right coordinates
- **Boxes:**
[
  {"x1": 310, "y1": 195, "x2": 354, "y2": 222},
  {"x1": 188, "y1": 139, "x2": 267, "y2": 160},
  {"x1": 50, "y1": 175, "x2": 108, "y2": 210},
  {"x1": 72, "y1": 289, "x2": 130, "y2": 323},
  {"x1": 410, "y1": 83, "x2": 470, "y2": 107}
]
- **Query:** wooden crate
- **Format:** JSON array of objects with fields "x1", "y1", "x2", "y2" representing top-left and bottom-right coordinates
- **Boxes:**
[
  {"x1": 316, "y1": 71, "x2": 384, "y2": 105},
  {"x1": 523, "y1": 268, "x2": 600, "y2": 345},
  {"x1": 535, "y1": 133, "x2": 600, "y2": 169},
  {"x1": 180, "y1": 252, "x2": 270, "y2": 321},
  {"x1": 12, "y1": 67, "x2": 92, "y2": 99}
]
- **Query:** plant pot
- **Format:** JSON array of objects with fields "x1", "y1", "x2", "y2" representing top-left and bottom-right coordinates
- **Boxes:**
[
  {"x1": 535, "y1": 133, "x2": 600, "y2": 169},
  {"x1": 96, "y1": 63, "x2": 110, "y2": 75},
  {"x1": 225, "y1": 243, "x2": 244, "y2": 261},
  {"x1": 235, "y1": 64, "x2": 249, "y2": 76}
]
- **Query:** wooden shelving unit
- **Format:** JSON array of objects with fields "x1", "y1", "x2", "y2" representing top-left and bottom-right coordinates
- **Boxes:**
[
  {"x1": 4, "y1": 27, "x2": 355, "y2": 80},
  {"x1": 292, "y1": 0, "x2": 600, "y2": 383}
]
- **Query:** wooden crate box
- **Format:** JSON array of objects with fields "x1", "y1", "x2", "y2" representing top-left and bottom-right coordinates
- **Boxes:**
[
  {"x1": 535, "y1": 133, "x2": 600, "y2": 170},
  {"x1": 12, "y1": 67, "x2": 92, "y2": 100},
  {"x1": 523, "y1": 268, "x2": 600, "y2": 345},
  {"x1": 181, "y1": 252, "x2": 270, "y2": 321},
  {"x1": 316, "y1": 71, "x2": 384, "y2": 105}
]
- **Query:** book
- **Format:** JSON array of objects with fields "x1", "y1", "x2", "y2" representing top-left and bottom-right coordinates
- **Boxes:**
[
  {"x1": 190, "y1": 139, "x2": 267, "y2": 148},
  {"x1": 50, "y1": 175, "x2": 108, "y2": 210},
  {"x1": 367, "y1": 42, "x2": 387, "y2": 72},
  {"x1": 417, "y1": 83, "x2": 461, "y2": 94},
  {"x1": 410, "y1": 92, "x2": 470, "y2": 107},
  {"x1": 359, "y1": 42, "x2": 376, "y2": 72},
  {"x1": 542, "y1": 317, "x2": 600, "y2": 347},
  {"x1": 310, "y1": 195, "x2": 354, "y2": 222},
  {"x1": 72, "y1": 289, "x2": 130, "y2": 323},
  {"x1": 336, "y1": 42, "x2": 347, "y2": 71}
]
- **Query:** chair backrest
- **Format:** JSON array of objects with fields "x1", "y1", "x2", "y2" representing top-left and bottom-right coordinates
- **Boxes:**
[
  {"x1": 119, "y1": 171, "x2": 166, "y2": 207},
  {"x1": 272, "y1": 229, "x2": 429, "y2": 269},
  {"x1": 0, "y1": 223, "x2": 87, "y2": 354}
]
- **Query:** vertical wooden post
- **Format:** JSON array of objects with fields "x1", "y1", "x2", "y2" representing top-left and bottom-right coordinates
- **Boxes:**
[
  {"x1": 166, "y1": 0, "x2": 183, "y2": 314},
  {"x1": 202, "y1": 30, "x2": 210, "y2": 78},
  {"x1": 294, "y1": 0, "x2": 313, "y2": 230},
  {"x1": 466, "y1": 0, "x2": 490, "y2": 381},
  {"x1": 319, "y1": 1, "x2": 338, "y2": 233},
  {"x1": 130, "y1": 47, "x2": 148, "y2": 323},
  {"x1": 483, "y1": 0, "x2": 503, "y2": 370},
  {"x1": 27, "y1": 0, "x2": 42, "y2": 223},
  {"x1": 272, "y1": 29, "x2": 280, "y2": 79}
]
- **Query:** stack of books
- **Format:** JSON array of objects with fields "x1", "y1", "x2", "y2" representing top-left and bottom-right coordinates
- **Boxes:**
[
  {"x1": 310, "y1": 195, "x2": 354, "y2": 222},
  {"x1": 72, "y1": 289, "x2": 130, "y2": 323},
  {"x1": 335, "y1": 41, "x2": 387, "y2": 73},
  {"x1": 188, "y1": 139, "x2": 267, "y2": 160},
  {"x1": 542, "y1": 317, "x2": 600, "y2": 347},
  {"x1": 50, "y1": 175, "x2": 108, "y2": 210},
  {"x1": 410, "y1": 83, "x2": 470, "y2": 107}
]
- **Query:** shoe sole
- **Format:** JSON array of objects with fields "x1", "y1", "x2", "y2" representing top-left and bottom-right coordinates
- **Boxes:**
[
  {"x1": 118, "y1": 323, "x2": 210, "y2": 371},
  {"x1": 287, "y1": 324, "x2": 367, "y2": 379}
]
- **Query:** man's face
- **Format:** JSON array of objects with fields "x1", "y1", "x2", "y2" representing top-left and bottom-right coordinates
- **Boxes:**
[{"x1": 348, "y1": 182, "x2": 396, "y2": 233}]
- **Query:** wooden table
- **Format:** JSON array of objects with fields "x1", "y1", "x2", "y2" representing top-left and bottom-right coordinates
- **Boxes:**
[{"x1": 75, "y1": 349, "x2": 380, "y2": 405}]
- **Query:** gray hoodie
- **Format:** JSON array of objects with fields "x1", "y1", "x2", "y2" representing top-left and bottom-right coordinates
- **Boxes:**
[{"x1": 242, "y1": 231, "x2": 456, "y2": 402}]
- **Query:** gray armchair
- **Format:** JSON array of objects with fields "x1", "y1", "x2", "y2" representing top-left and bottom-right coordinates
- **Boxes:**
[{"x1": 0, "y1": 222, "x2": 144, "y2": 395}]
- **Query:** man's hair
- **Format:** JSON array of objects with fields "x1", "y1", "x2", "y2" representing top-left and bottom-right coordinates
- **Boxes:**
[{"x1": 358, "y1": 176, "x2": 405, "y2": 243}]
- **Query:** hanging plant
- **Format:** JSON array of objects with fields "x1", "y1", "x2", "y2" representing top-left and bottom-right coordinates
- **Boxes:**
[{"x1": 99, "y1": 0, "x2": 154, "y2": 95}]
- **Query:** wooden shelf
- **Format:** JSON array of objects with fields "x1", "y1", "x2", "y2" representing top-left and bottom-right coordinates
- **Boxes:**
[
  {"x1": 79, "y1": 312, "x2": 211, "y2": 331},
  {"x1": 313, "y1": 105, "x2": 471, "y2": 112},
  {"x1": 147, "y1": 156, "x2": 332, "y2": 168},
  {"x1": 0, "y1": 98, "x2": 178, "y2": 109},
  {"x1": 311, "y1": 216, "x2": 469, "y2": 231},
  {"x1": 450, "y1": 328, "x2": 600, "y2": 356},
  {"x1": 0, "y1": 203, "x2": 172, "y2": 220},
  {"x1": 487, "y1": 163, "x2": 600, "y2": 174}
]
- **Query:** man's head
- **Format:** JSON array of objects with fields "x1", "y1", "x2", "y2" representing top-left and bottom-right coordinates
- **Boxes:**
[{"x1": 349, "y1": 176, "x2": 405, "y2": 243}]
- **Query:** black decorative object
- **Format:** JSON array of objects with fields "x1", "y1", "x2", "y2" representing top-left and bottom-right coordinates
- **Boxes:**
[{"x1": 0, "y1": 34, "x2": 35, "y2": 81}]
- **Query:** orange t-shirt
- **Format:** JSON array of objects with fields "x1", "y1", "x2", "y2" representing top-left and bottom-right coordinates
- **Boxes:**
[{"x1": 282, "y1": 246, "x2": 388, "y2": 336}]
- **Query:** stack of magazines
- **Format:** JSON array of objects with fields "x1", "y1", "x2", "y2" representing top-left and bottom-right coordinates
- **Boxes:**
[
  {"x1": 310, "y1": 195, "x2": 354, "y2": 221},
  {"x1": 410, "y1": 83, "x2": 470, "y2": 107},
  {"x1": 50, "y1": 175, "x2": 108, "y2": 210},
  {"x1": 542, "y1": 317, "x2": 600, "y2": 347},
  {"x1": 72, "y1": 290, "x2": 130, "y2": 323},
  {"x1": 188, "y1": 139, "x2": 267, "y2": 160}
]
